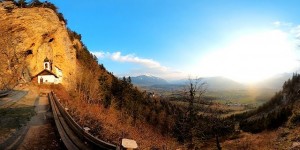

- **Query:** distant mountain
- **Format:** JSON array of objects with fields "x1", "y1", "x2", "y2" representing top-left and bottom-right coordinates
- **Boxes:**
[
  {"x1": 202, "y1": 76, "x2": 246, "y2": 90},
  {"x1": 131, "y1": 75, "x2": 168, "y2": 86},
  {"x1": 171, "y1": 74, "x2": 293, "y2": 91},
  {"x1": 132, "y1": 75, "x2": 246, "y2": 91},
  {"x1": 132, "y1": 74, "x2": 293, "y2": 91},
  {"x1": 254, "y1": 73, "x2": 292, "y2": 90},
  {"x1": 170, "y1": 76, "x2": 246, "y2": 90}
]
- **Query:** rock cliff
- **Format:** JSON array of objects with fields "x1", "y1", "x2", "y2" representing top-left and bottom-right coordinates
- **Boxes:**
[{"x1": 0, "y1": 3, "x2": 77, "y2": 89}]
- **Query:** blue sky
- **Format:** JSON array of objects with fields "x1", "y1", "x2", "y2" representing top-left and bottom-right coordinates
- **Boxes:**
[{"x1": 49, "y1": 0, "x2": 300, "y2": 83}]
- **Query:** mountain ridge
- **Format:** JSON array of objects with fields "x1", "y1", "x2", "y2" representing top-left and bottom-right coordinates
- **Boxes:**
[
  {"x1": 131, "y1": 75, "x2": 169, "y2": 86},
  {"x1": 131, "y1": 73, "x2": 292, "y2": 91}
]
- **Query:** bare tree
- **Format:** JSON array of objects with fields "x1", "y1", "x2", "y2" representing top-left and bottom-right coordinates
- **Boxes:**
[
  {"x1": 186, "y1": 77, "x2": 206, "y2": 146},
  {"x1": 173, "y1": 77, "x2": 234, "y2": 149},
  {"x1": 173, "y1": 77, "x2": 207, "y2": 147}
]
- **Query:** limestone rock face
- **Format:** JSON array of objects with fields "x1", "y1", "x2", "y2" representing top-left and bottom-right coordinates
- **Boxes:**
[{"x1": 0, "y1": 6, "x2": 77, "y2": 89}]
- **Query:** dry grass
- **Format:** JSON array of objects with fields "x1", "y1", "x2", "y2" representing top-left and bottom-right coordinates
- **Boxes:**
[
  {"x1": 51, "y1": 84, "x2": 300, "y2": 149},
  {"x1": 222, "y1": 125, "x2": 300, "y2": 150},
  {"x1": 222, "y1": 131, "x2": 275, "y2": 150},
  {"x1": 52, "y1": 85, "x2": 181, "y2": 149}
]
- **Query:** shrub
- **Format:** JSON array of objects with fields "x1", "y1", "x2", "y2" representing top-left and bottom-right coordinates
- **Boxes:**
[{"x1": 291, "y1": 113, "x2": 300, "y2": 124}]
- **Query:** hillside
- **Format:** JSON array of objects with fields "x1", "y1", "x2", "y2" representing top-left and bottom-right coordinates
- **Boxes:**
[
  {"x1": 212, "y1": 74, "x2": 300, "y2": 149},
  {"x1": 0, "y1": 1, "x2": 181, "y2": 149},
  {"x1": 234, "y1": 73, "x2": 300, "y2": 133},
  {"x1": 1, "y1": 1, "x2": 300, "y2": 150}
]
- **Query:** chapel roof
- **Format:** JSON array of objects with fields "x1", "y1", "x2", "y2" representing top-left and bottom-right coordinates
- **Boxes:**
[
  {"x1": 44, "y1": 57, "x2": 50, "y2": 62},
  {"x1": 32, "y1": 69, "x2": 58, "y2": 78}
]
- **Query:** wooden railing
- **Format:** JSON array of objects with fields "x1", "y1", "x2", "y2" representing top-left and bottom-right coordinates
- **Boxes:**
[{"x1": 49, "y1": 92, "x2": 119, "y2": 150}]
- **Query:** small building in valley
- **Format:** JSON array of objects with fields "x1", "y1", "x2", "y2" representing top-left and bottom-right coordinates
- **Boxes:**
[{"x1": 32, "y1": 57, "x2": 62, "y2": 84}]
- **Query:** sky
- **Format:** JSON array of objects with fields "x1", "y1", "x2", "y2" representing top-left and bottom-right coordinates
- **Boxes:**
[{"x1": 48, "y1": 0, "x2": 300, "y2": 83}]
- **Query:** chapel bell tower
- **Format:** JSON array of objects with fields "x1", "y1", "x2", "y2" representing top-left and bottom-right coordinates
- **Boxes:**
[{"x1": 44, "y1": 57, "x2": 51, "y2": 71}]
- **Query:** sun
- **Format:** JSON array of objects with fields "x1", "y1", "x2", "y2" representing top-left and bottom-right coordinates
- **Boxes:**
[{"x1": 197, "y1": 29, "x2": 298, "y2": 84}]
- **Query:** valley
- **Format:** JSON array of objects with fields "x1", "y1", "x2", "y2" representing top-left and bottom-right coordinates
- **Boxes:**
[
  {"x1": 132, "y1": 75, "x2": 282, "y2": 117},
  {"x1": 1, "y1": 1, "x2": 300, "y2": 149}
]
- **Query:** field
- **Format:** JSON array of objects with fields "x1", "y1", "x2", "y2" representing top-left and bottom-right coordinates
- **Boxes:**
[
  {"x1": 141, "y1": 85, "x2": 278, "y2": 117},
  {"x1": 207, "y1": 88, "x2": 276, "y2": 103}
]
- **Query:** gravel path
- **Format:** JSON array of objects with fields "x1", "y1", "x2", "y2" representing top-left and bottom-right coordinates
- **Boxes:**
[{"x1": 0, "y1": 90, "x2": 28, "y2": 108}]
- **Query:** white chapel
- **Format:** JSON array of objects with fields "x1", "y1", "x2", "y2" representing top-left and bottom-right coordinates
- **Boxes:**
[{"x1": 32, "y1": 57, "x2": 62, "y2": 84}]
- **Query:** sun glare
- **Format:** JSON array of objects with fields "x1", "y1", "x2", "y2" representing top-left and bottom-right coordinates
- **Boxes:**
[{"x1": 197, "y1": 30, "x2": 299, "y2": 84}]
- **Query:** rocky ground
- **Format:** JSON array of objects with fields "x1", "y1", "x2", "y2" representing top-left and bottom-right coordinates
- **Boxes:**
[{"x1": 0, "y1": 84, "x2": 64, "y2": 149}]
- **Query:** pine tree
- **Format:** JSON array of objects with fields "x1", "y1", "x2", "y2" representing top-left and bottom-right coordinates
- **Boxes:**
[{"x1": 17, "y1": 0, "x2": 27, "y2": 8}]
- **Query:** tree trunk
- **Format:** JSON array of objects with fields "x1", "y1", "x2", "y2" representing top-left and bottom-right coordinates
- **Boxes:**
[{"x1": 216, "y1": 134, "x2": 222, "y2": 150}]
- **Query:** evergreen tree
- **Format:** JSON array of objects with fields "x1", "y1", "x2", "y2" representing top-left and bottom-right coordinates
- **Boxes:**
[
  {"x1": 30, "y1": 0, "x2": 43, "y2": 7},
  {"x1": 17, "y1": 0, "x2": 27, "y2": 8}
]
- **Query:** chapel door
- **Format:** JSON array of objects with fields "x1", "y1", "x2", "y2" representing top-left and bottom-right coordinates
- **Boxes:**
[{"x1": 40, "y1": 77, "x2": 43, "y2": 84}]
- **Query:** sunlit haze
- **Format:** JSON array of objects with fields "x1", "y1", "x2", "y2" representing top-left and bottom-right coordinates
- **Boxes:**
[
  {"x1": 197, "y1": 30, "x2": 299, "y2": 83},
  {"x1": 49, "y1": 0, "x2": 300, "y2": 84}
]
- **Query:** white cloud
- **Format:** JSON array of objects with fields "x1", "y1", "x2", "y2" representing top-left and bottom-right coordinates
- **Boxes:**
[
  {"x1": 95, "y1": 51, "x2": 167, "y2": 70},
  {"x1": 110, "y1": 52, "x2": 167, "y2": 70},
  {"x1": 273, "y1": 21, "x2": 281, "y2": 27},
  {"x1": 92, "y1": 51, "x2": 186, "y2": 80},
  {"x1": 272, "y1": 21, "x2": 292, "y2": 27},
  {"x1": 93, "y1": 52, "x2": 105, "y2": 58}
]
